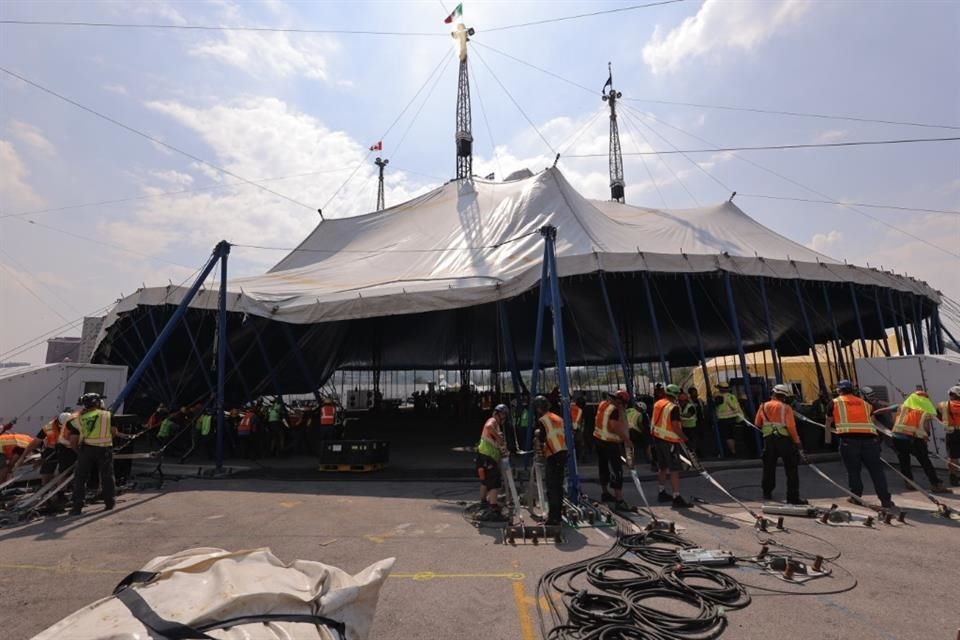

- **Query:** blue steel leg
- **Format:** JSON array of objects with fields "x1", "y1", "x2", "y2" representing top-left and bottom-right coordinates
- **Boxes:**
[
  {"x1": 541, "y1": 227, "x2": 579, "y2": 500},
  {"x1": 112, "y1": 243, "x2": 226, "y2": 411},
  {"x1": 684, "y1": 274, "x2": 723, "y2": 457},
  {"x1": 599, "y1": 272, "x2": 634, "y2": 398},
  {"x1": 641, "y1": 272, "x2": 670, "y2": 383},
  {"x1": 872, "y1": 287, "x2": 891, "y2": 356},
  {"x1": 759, "y1": 277, "x2": 782, "y2": 383},
  {"x1": 897, "y1": 293, "x2": 913, "y2": 355},
  {"x1": 215, "y1": 244, "x2": 229, "y2": 470},
  {"x1": 795, "y1": 280, "x2": 828, "y2": 394},
  {"x1": 848, "y1": 283, "x2": 868, "y2": 358},
  {"x1": 724, "y1": 273, "x2": 761, "y2": 453},
  {"x1": 912, "y1": 297, "x2": 925, "y2": 355},
  {"x1": 526, "y1": 252, "x2": 550, "y2": 453}
]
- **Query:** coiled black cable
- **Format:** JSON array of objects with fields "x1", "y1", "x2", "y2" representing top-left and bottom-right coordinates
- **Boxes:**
[
  {"x1": 619, "y1": 530, "x2": 697, "y2": 566},
  {"x1": 660, "y1": 564, "x2": 751, "y2": 610},
  {"x1": 566, "y1": 591, "x2": 632, "y2": 628},
  {"x1": 624, "y1": 587, "x2": 727, "y2": 639},
  {"x1": 586, "y1": 558, "x2": 660, "y2": 591}
]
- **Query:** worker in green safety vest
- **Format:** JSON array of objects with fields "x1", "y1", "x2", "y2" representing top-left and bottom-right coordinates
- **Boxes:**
[
  {"x1": 714, "y1": 381, "x2": 745, "y2": 457},
  {"x1": 67, "y1": 393, "x2": 118, "y2": 515},
  {"x1": 475, "y1": 404, "x2": 510, "y2": 521}
]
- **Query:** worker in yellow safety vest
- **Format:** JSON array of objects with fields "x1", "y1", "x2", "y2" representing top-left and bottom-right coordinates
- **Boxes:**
[
  {"x1": 651, "y1": 384, "x2": 691, "y2": 508},
  {"x1": 533, "y1": 395, "x2": 568, "y2": 525},
  {"x1": 36, "y1": 412, "x2": 73, "y2": 484},
  {"x1": 475, "y1": 404, "x2": 510, "y2": 522},
  {"x1": 876, "y1": 389, "x2": 949, "y2": 493},
  {"x1": 755, "y1": 384, "x2": 806, "y2": 505},
  {"x1": 593, "y1": 389, "x2": 633, "y2": 510},
  {"x1": 714, "y1": 381, "x2": 745, "y2": 457},
  {"x1": 67, "y1": 393, "x2": 119, "y2": 515},
  {"x1": 938, "y1": 386, "x2": 960, "y2": 487}
]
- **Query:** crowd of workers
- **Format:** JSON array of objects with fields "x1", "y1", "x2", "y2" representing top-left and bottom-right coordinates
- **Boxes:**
[{"x1": 472, "y1": 382, "x2": 960, "y2": 519}]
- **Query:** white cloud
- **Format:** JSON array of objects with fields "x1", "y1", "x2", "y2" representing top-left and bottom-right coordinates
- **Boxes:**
[
  {"x1": 103, "y1": 83, "x2": 129, "y2": 95},
  {"x1": 808, "y1": 229, "x2": 843, "y2": 254},
  {"x1": 814, "y1": 129, "x2": 848, "y2": 144},
  {"x1": 0, "y1": 140, "x2": 44, "y2": 210},
  {"x1": 9, "y1": 120, "x2": 55, "y2": 156},
  {"x1": 643, "y1": 0, "x2": 810, "y2": 74},
  {"x1": 190, "y1": 31, "x2": 339, "y2": 81}
]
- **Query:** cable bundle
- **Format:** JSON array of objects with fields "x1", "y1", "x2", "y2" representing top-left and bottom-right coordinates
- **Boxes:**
[
  {"x1": 660, "y1": 565, "x2": 751, "y2": 610},
  {"x1": 619, "y1": 530, "x2": 697, "y2": 566},
  {"x1": 586, "y1": 558, "x2": 659, "y2": 591}
]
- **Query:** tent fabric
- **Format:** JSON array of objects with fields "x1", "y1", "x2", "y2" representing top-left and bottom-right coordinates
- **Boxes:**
[
  {"x1": 31, "y1": 547, "x2": 394, "y2": 640},
  {"x1": 96, "y1": 167, "x2": 938, "y2": 340}
]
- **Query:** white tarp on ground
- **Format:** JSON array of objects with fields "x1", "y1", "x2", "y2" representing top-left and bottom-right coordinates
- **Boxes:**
[
  {"x1": 32, "y1": 548, "x2": 394, "y2": 640},
  {"x1": 97, "y1": 167, "x2": 937, "y2": 337}
]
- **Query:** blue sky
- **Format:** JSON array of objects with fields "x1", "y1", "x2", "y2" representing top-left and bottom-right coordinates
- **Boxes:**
[{"x1": 1, "y1": 0, "x2": 958, "y2": 364}]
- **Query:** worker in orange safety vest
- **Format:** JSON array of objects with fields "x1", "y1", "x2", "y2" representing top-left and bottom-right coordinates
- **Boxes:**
[
  {"x1": 651, "y1": 384, "x2": 691, "y2": 509},
  {"x1": 755, "y1": 384, "x2": 806, "y2": 505},
  {"x1": 533, "y1": 395, "x2": 567, "y2": 525},
  {"x1": 938, "y1": 386, "x2": 960, "y2": 486},
  {"x1": 0, "y1": 432, "x2": 42, "y2": 482},
  {"x1": 593, "y1": 389, "x2": 633, "y2": 510},
  {"x1": 875, "y1": 388, "x2": 950, "y2": 493}
]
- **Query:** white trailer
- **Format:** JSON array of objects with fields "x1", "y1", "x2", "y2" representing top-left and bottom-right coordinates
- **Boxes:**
[
  {"x1": 0, "y1": 363, "x2": 128, "y2": 434},
  {"x1": 855, "y1": 354, "x2": 960, "y2": 459}
]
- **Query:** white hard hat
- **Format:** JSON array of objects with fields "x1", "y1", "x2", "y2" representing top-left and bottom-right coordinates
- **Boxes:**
[
  {"x1": 950, "y1": 385, "x2": 960, "y2": 398},
  {"x1": 860, "y1": 386, "x2": 874, "y2": 396},
  {"x1": 772, "y1": 384, "x2": 794, "y2": 397},
  {"x1": 58, "y1": 412, "x2": 73, "y2": 425}
]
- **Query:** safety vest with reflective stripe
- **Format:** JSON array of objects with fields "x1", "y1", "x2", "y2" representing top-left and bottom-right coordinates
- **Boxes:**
[
  {"x1": 539, "y1": 412, "x2": 567, "y2": 457},
  {"x1": 40, "y1": 418, "x2": 60, "y2": 448},
  {"x1": 570, "y1": 404, "x2": 583, "y2": 432},
  {"x1": 593, "y1": 400, "x2": 622, "y2": 443},
  {"x1": 626, "y1": 407, "x2": 643, "y2": 433},
  {"x1": 196, "y1": 415, "x2": 212, "y2": 436},
  {"x1": 320, "y1": 404, "x2": 336, "y2": 426},
  {"x1": 893, "y1": 406, "x2": 929, "y2": 439},
  {"x1": 715, "y1": 393, "x2": 743, "y2": 420},
  {"x1": 758, "y1": 400, "x2": 790, "y2": 438},
  {"x1": 680, "y1": 402, "x2": 699, "y2": 429},
  {"x1": 477, "y1": 417, "x2": 502, "y2": 461},
  {"x1": 57, "y1": 415, "x2": 76, "y2": 446},
  {"x1": 1, "y1": 433, "x2": 36, "y2": 459},
  {"x1": 238, "y1": 411, "x2": 255, "y2": 436},
  {"x1": 831, "y1": 395, "x2": 876, "y2": 436},
  {"x1": 939, "y1": 400, "x2": 960, "y2": 432},
  {"x1": 651, "y1": 398, "x2": 682, "y2": 444},
  {"x1": 74, "y1": 409, "x2": 112, "y2": 447}
]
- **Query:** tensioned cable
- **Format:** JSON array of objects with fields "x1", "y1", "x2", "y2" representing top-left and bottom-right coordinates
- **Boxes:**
[
  {"x1": 626, "y1": 103, "x2": 960, "y2": 260},
  {"x1": 0, "y1": 262, "x2": 71, "y2": 323},
  {"x1": 737, "y1": 194, "x2": 960, "y2": 216},
  {"x1": 563, "y1": 136, "x2": 960, "y2": 156},
  {"x1": 390, "y1": 53, "x2": 455, "y2": 165},
  {"x1": 619, "y1": 109, "x2": 702, "y2": 205},
  {"x1": 232, "y1": 228, "x2": 540, "y2": 254},
  {"x1": 471, "y1": 40, "x2": 960, "y2": 131},
  {"x1": 557, "y1": 108, "x2": 604, "y2": 157},
  {"x1": 318, "y1": 46, "x2": 451, "y2": 215},
  {"x1": 0, "y1": 167, "x2": 355, "y2": 220},
  {"x1": 469, "y1": 58, "x2": 504, "y2": 181},
  {"x1": 616, "y1": 111, "x2": 667, "y2": 207},
  {"x1": 0, "y1": 66, "x2": 317, "y2": 212},
  {"x1": 471, "y1": 47, "x2": 557, "y2": 155},
  {"x1": 484, "y1": 0, "x2": 688, "y2": 32},
  {"x1": 0, "y1": 301, "x2": 118, "y2": 361}
]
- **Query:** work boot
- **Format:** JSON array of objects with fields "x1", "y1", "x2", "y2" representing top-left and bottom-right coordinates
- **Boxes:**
[
  {"x1": 762, "y1": 493, "x2": 774, "y2": 502},
  {"x1": 787, "y1": 498, "x2": 809, "y2": 506},
  {"x1": 929, "y1": 483, "x2": 952, "y2": 495},
  {"x1": 103, "y1": 501, "x2": 115, "y2": 511},
  {"x1": 657, "y1": 490, "x2": 671, "y2": 503},
  {"x1": 671, "y1": 495, "x2": 692, "y2": 509},
  {"x1": 846, "y1": 496, "x2": 864, "y2": 506},
  {"x1": 67, "y1": 509, "x2": 82, "y2": 517},
  {"x1": 613, "y1": 500, "x2": 631, "y2": 512},
  {"x1": 880, "y1": 500, "x2": 897, "y2": 510},
  {"x1": 600, "y1": 492, "x2": 615, "y2": 503}
]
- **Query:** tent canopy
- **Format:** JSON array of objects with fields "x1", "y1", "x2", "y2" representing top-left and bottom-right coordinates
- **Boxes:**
[{"x1": 93, "y1": 168, "x2": 940, "y2": 402}]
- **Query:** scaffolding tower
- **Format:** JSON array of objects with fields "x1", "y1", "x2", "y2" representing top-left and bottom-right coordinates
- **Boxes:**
[
  {"x1": 602, "y1": 62, "x2": 625, "y2": 202},
  {"x1": 452, "y1": 23, "x2": 475, "y2": 180},
  {"x1": 375, "y1": 157, "x2": 388, "y2": 211}
]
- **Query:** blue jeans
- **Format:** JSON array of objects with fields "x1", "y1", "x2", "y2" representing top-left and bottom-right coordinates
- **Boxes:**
[{"x1": 838, "y1": 437, "x2": 891, "y2": 504}]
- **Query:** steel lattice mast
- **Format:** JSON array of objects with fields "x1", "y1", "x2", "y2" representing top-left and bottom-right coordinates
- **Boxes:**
[
  {"x1": 374, "y1": 157, "x2": 388, "y2": 211},
  {"x1": 602, "y1": 62, "x2": 625, "y2": 202},
  {"x1": 452, "y1": 22, "x2": 475, "y2": 180}
]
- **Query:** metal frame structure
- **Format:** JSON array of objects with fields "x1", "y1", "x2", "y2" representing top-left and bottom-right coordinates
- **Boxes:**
[
  {"x1": 602, "y1": 62, "x2": 625, "y2": 203},
  {"x1": 374, "y1": 157, "x2": 389, "y2": 211}
]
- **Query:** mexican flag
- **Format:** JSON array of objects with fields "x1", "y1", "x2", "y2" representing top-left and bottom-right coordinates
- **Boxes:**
[{"x1": 443, "y1": 3, "x2": 463, "y2": 24}]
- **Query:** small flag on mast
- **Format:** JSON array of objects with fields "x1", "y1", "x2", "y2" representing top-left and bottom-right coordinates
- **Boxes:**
[
  {"x1": 369, "y1": 141, "x2": 382, "y2": 151},
  {"x1": 443, "y1": 3, "x2": 463, "y2": 24},
  {"x1": 601, "y1": 70, "x2": 612, "y2": 95}
]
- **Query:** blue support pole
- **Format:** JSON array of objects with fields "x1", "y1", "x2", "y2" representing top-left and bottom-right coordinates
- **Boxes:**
[
  {"x1": 821, "y1": 283, "x2": 849, "y2": 380},
  {"x1": 848, "y1": 283, "x2": 868, "y2": 358},
  {"x1": 911, "y1": 297, "x2": 925, "y2": 355},
  {"x1": 526, "y1": 254, "x2": 551, "y2": 453},
  {"x1": 282, "y1": 323, "x2": 323, "y2": 404},
  {"x1": 684, "y1": 274, "x2": 723, "y2": 457},
  {"x1": 758, "y1": 277, "x2": 782, "y2": 383},
  {"x1": 641, "y1": 272, "x2": 670, "y2": 383},
  {"x1": 598, "y1": 272, "x2": 634, "y2": 398},
  {"x1": 114, "y1": 314, "x2": 168, "y2": 403},
  {"x1": 897, "y1": 293, "x2": 913, "y2": 355},
  {"x1": 541, "y1": 226, "x2": 579, "y2": 499},
  {"x1": 932, "y1": 306, "x2": 945, "y2": 354},
  {"x1": 872, "y1": 288, "x2": 891, "y2": 357},
  {"x1": 111, "y1": 243, "x2": 225, "y2": 412},
  {"x1": 723, "y1": 273, "x2": 761, "y2": 453},
  {"x1": 215, "y1": 243, "x2": 230, "y2": 470},
  {"x1": 795, "y1": 280, "x2": 828, "y2": 394}
]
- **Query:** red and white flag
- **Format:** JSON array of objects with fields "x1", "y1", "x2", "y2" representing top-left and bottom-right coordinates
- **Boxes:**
[
  {"x1": 369, "y1": 141, "x2": 382, "y2": 151},
  {"x1": 443, "y1": 3, "x2": 463, "y2": 24}
]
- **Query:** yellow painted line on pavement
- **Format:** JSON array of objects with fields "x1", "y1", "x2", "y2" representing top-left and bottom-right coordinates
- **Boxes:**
[
  {"x1": 390, "y1": 571, "x2": 525, "y2": 581},
  {"x1": 0, "y1": 562, "x2": 124, "y2": 575},
  {"x1": 512, "y1": 580, "x2": 537, "y2": 640}
]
